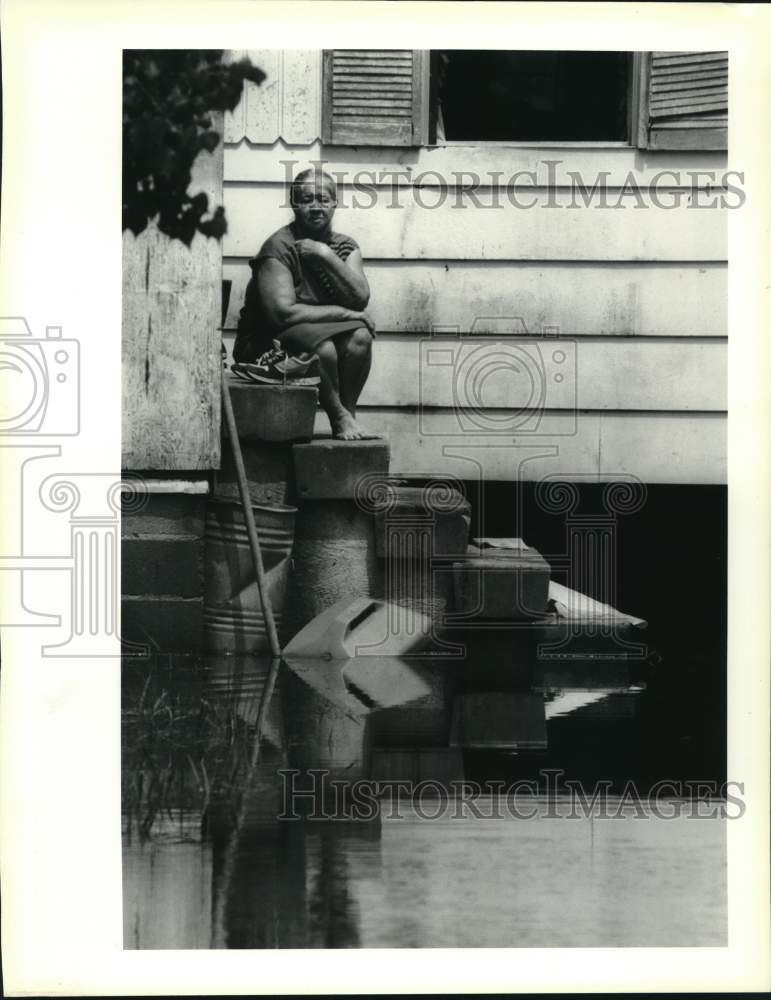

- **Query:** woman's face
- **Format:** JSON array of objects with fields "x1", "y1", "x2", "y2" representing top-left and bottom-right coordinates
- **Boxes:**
[{"x1": 292, "y1": 180, "x2": 337, "y2": 234}]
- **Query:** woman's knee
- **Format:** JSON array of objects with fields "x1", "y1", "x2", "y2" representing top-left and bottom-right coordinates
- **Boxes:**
[
  {"x1": 347, "y1": 327, "x2": 373, "y2": 353},
  {"x1": 314, "y1": 338, "x2": 338, "y2": 362}
]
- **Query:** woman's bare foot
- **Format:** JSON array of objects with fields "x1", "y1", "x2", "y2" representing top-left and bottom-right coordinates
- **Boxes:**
[
  {"x1": 331, "y1": 412, "x2": 363, "y2": 440},
  {"x1": 330, "y1": 411, "x2": 381, "y2": 441}
]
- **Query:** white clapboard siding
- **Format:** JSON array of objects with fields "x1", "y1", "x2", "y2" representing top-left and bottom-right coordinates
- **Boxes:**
[
  {"x1": 224, "y1": 49, "x2": 322, "y2": 145},
  {"x1": 246, "y1": 49, "x2": 280, "y2": 144},
  {"x1": 224, "y1": 49, "x2": 247, "y2": 143},
  {"x1": 315, "y1": 410, "x2": 725, "y2": 484},
  {"x1": 352, "y1": 337, "x2": 725, "y2": 412},
  {"x1": 224, "y1": 139, "x2": 730, "y2": 187},
  {"x1": 595, "y1": 411, "x2": 725, "y2": 483},
  {"x1": 222, "y1": 185, "x2": 726, "y2": 261},
  {"x1": 222, "y1": 259, "x2": 726, "y2": 337},
  {"x1": 219, "y1": 55, "x2": 729, "y2": 485}
]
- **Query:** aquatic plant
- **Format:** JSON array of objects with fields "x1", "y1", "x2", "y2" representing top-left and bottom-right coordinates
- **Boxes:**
[{"x1": 121, "y1": 661, "x2": 256, "y2": 840}]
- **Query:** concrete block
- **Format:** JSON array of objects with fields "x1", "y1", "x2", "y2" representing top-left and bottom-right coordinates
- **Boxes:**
[
  {"x1": 293, "y1": 437, "x2": 390, "y2": 500},
  {"x1": 227, "y1": 376, "x2": 317, "y2": 442},
  {"x1": 450, "y1": 693, "x2": 547, "y2": 750},
  {"x1": 121, "y1": 493, "x2": 206, "y2": 538},
  {"x1": 452, "y1": 544, "x2": 550, "y2": 619},
  {"x1": 122, "y1": 536, "x2": 203, "y2": 598},
  {"x1": 374, "y1": 484, "x2": 471, "y2": 559},
  {"x1": 121, "y1": 596, "x2": 203, "y2": 653},
  {"x1": 214, "y1": 440, "x2": 294, "y2": 506}
]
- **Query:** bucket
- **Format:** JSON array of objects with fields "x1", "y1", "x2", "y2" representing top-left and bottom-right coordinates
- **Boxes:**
[{"x1": 204, "y1": 497, "x2": 296, "y2": 653}]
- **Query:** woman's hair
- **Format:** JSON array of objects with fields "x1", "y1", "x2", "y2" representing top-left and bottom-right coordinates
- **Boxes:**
[{"x1": 290, "y1": 168, "x2": 337, "y2": 205}]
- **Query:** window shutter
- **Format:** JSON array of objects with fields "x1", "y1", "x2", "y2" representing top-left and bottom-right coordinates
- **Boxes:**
[
  {"x1": 322, "y1": 50, "x2": 429, "y2": 146},
  {"x1": 644, "y1": 51, "x2": 727, "y2": 150}
]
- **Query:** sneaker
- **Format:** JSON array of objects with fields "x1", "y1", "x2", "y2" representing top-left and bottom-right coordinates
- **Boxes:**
[{"x1": 231, "y1": 342, "x2": 320, "y2": 386}]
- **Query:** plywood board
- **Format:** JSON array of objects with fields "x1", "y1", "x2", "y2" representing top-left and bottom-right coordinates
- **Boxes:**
[{"x1": 122, "y1": 138, "x2": 223, "y2": 470}]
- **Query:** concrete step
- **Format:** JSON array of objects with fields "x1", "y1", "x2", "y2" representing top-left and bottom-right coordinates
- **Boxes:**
[
  {"x1": 373, "y1": 483, "x2": 471, "y2": 559},
  {"x1": 293, "y1": 436, "x2": 390, "y2": 500},
  {"x1": 452, "y1": 540, "x2": 551, "y2": 619}
]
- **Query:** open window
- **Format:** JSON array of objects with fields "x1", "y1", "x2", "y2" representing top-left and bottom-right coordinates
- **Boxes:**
[
  {"x1": 431, "y1": 51, "x2": 630, "y2": 143},
  {"x1": 321, "y1": 49, "x2": 727, "y2": 151}
]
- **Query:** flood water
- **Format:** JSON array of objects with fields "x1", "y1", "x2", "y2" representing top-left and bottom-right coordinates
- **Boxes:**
[{"x1": 122, "y1": 651, "x2": 727, "y2": 949}]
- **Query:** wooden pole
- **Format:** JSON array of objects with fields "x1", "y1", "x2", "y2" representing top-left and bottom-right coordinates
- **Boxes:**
[
  {"x1": 221, "y1": 378, "x2": 282, "y2": 658},
  {"x1": 210, "y1": 654, "x2": 281, "y2": 948}
]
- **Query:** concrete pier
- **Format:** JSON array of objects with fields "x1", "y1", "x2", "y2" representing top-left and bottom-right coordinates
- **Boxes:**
[
  {"x1": 293, "y1": 437, "x2": 390, "y2": 500},
  {"x1": 282, "y1": 438, "x2": 391, "y2": 643}
]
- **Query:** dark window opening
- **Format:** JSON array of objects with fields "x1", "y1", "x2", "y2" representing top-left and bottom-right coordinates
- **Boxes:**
[{"x1": 431, "y1": 50, "x2": 631, "y2": 143}]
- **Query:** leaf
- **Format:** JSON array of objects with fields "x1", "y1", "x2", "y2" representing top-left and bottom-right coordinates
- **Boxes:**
[
  {"x1": 190, "y1": 191, "x2": 208, "y2": 214},
  {"x1": 198, "y1": 205, "x2": 227, "y2": 241},
  {"x1": 198, "y1": 130, "x2": 220, "y2": 154},
  {"x1": 123, "y1": 51, "x2": 263, "y2": 244},
  {"x1": 232, "y1": 57, "x2": 266, "y2": 87}
]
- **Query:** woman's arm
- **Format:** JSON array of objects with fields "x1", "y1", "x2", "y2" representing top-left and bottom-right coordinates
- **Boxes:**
[
  {"x1": 295, "y1": 241, "x2": 370, "y2": 310},
  {"x1": 257, "y1": 257, "x2": 372, "y2": 330}
]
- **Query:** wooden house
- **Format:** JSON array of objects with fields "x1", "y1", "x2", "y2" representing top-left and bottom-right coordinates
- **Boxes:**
[
  {"x1": 220, "y1": 48, "x2": 727, "y2": 486},
  {"x1": 122, "y1": 49, "x2": 728, "y2": 658}
]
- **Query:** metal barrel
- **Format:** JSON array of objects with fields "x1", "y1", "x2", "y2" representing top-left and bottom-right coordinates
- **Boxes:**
[{"x1": 204, "y1": 497, "x2": 297, "y2": 653}]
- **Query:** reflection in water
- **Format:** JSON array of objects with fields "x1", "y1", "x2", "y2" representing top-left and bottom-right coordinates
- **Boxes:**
[
  {"x1": 123, "y1": 819, "x2": 213, "y2": 950},
  {"x1": 122, "y1": 652, "x2": 726, "y2": 949}
]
